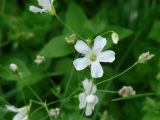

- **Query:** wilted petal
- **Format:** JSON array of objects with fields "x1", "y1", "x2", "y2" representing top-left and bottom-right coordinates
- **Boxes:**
[
  {"x1": 29, "y1": 6, "x2": 44, "y2": 13},
  {"x1": 82, "y1": 79, "x2": 92, "y2": 94},
  {"x1": 73, "y1": 57, "x2": 90, "y2": 71},
  {"x1": 38, "y1": 0, "x2": 51, "y2": 9},
  {"x1": 74, "y1": 40, "x2": 91, "y2": 55},
  {"x1": 13, "y1": 113, "x2": 26, "y2": 120},
  {"x1": 6, "y1": 105, "x2": 19, "y2": 113},
  {"x1": 90, "y1": 86, "x2": 97, "y2": 95},
  {"x1": 91, "y1": 62, "x2": 103, "y2": 78},
  {"x1": 79, "y1": 93, "x2": 86, "y2": 109},
  {"x1": 98, "y1": 50, "x2": 115, "y2": 63},
  {"x1": 93, "y1": 36, "x2": 107, "y2": 54},
  {"x1": 85, "y1": 104, "x2": 92, "y2": 116}
]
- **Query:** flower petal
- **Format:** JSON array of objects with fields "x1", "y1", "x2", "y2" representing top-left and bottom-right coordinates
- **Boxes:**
[
  {"x1": 37, "y1": 0, "x2": 51, "y2": 9},
  {"x1": 74, "y1": 40, "x2": 91, "y2": 55},
  {"x1": 90, "y1": 96, "x2": 99, "y2": 110},
  {"x1": 85, "y1": 104, "x2": 92, "y2": 116},
  {"x1": 73, "y1": 57, "x2": 90, "y2": 71},
  {"x1": 93, "y1": 36, "x2": 107, "y2": 54},
  {"x1": 82, "y1": 79, "x2": 92, "y2": 94},
  {"x1": 91, "y1": 86, "x2": 97, "y2": 94},
  {"x1": 6, "y1": 105, "x2": 19, "y2": 113},
  {"x1": 79, "y1": 93, "x2": 86, "y2": 109},
  {"x1": 29, "y1": 6, "x2": 44, "y2": 13},
  {"x1": 13, "y1": 113, "x2": 26, "y2": 120},
  {"x1": 98, "y1": 50, "x2": 115, "y2": 63},
  {"x1": 91, "y1": 62, "x2": 103, "y2": 78}
]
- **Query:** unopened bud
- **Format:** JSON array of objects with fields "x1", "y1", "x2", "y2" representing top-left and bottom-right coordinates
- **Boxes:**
[
  {"x1": 111, "y1": 32, "x2": 119, "y2": 44},
  {"x1": 49, "y1": 108, "x2": 60, "y2": 118},
  {"x1": 34, "y1": 55, "x2": 45, "y2": 64},
  {"x1": 118, "y1": 86, "x2": 136, "y2": 97},
  {"x1": 138, "y1": 52, "x2": 154, "y2": 63},
  {"x1": 9, "y1": 63, "x2": 18, "y2": 73},
  {"x1": 65, "y1": 34, "x2": 76, "y2": 44}
]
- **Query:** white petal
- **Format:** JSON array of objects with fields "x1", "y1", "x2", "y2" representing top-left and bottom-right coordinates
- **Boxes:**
[
  {"x1": 91, "y1": 62, "x2": 103, "y2": 78},
  {"x1": 73, "y1": 57, "x2": 90, "y2": 71},
  {"x1": 38, "y1": 0, "x2": 51, "y2": 9},
  {"x1": 91, "y1": 86, "x2": 97, "y2": 94},
  {"x1": 74, "y1": 40, "x2": 91, "y2": 55},
  {"x1": 79, "y1": 93, "x2": 86, "y2": 109},
  {"x1": 92, "y1": 36, "x2": 107, "y2": 54},
  {"x1": 85, "y1": 104, "x2": 92, "y2": 116},
  {"x1": 82, "y1": 79, "x2": 92, "y2": 94},
  {"x1": 13, "y1": 113, "x2": 26, "y2": 120},
  {"x1": 98, "y1": 50, "x2": 115, "y2": 63},
  {"x1": 90, "y1": 96, "x2": 98, "y2": 110},
  {"x1": 29, "y1": 6, "x2": 44, "y2": 13},
  {"x1": 6, "y1": 105, "x2": 19, "y2": 113}
]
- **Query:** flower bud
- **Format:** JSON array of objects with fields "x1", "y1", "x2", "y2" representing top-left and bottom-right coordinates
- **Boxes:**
[
  {"x1": 9, "y1": 63, "x2": 18, "y2": 73},
  {"x1": 138, "y1": 52, "x2": 154, "y2": 63},
  {"x1": 111, "y1": 32, "x2": 119, "y2": 44},
  {"x1": 34, "y1": 55, "x2": 45, "y2": 64},
  {"x1": 49, "y1": 108, "x2": 60, "y2": 118},
  {"x1": 65, "y1": 34, "x2": 76, "y2": 44},
  {"x1": 118, "y1": 86, "x2": 136, "y2": 97}
]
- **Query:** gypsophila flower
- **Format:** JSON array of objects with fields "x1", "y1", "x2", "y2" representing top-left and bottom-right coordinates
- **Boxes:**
[
  {"x1": 111, "y1": 32, "x2": 119, "y2": 44},
  {"x1": 138, "y1": 52, "x2": 154, "y2": 63},
  {"x1": 49, "y1": 108, "x2": 60, "y2": 118},
  {"x1": 118, "y1": 86, "x2": 136, "y2": 97},
  {"x1": 73, "y1": 36, "x2": 115, "y2": 78},
  {"x1": 65, "y1": 34, "x2": 76, "y2": 44},
  {"x1": 34, "y1": 55, "x2": 45, "y2": 64},
  {"x1": 79, "y1": 79, "x2": 98, "y2": 116},
  {"x1": 29, "y1": 0, "x2": 56, "y2": 15},
  {"x1": 6, "y1": 105, "x2": 30, "y2": 120},
  {"x1": 10, "y1": 63, "x2": 18, "y2": 73}
]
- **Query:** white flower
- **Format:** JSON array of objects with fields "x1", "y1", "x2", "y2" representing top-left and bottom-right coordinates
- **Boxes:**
[
  {"x1": 73, "y1": 36, "x2": 115, "y2": 78},
  {"x1": 79, "y1": 79, "x2": 98, "y2": 116},
  {"x1": 29, "y1": 0, "x2": 56, "y2": 15},
  {"x1": 49, "y1": 108, "x2": 60, "y2": 118},
  {"x1": 118, "y1": 86, "x2": 136, "y2": 97},
  {"x1": 111, "y1": 32, "x2": 119, "y2": 44},
  {"x1": 6, "y1": 105, "x2": 30, "y2": 120},
  {"x1": 138, "y1": 52, "x2": 154, "y2": 63},
  {"x1": 10, "y1": 63, "x2": 18, "y2": 73},
  {"x1": 34, "y1": 55, "x2": 45, "y2": 64}
]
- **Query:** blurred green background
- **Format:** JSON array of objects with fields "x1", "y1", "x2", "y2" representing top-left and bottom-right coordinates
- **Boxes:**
[{"x1": 0, "y1": 0, "x2": 160, "y2": 120}]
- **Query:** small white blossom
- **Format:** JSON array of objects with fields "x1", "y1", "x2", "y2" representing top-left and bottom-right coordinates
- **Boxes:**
[
  {"x1": 49, "y1": 108, "x2": 60, "y2": 118},
  {"x1": 29, "y1": 0, "x2": 56, "y2": 15},
  {"x1": 111, "y1": 32, "x2": 119, "y2": 44},
  {"x1": 6, "y1": 105, "x2": 30, "y2": 120},
  {"x1": 73, "y1": 36, "x2": 115, "y2": 78},
  {"x1": 138, "y1": 52, "x2": 154, "y2": 63},
  {"x1": 79, "y1": 79, "x2": 98, "y2": 116},
  {"x1": 10, "y1": 63, "x2": 18, "y2": 73},
  {"x1": 118, "y1": 86, "x2": 136, "y2": 97},
  {"x1": 34, "y1": 55, "x2": 45, "y2": 64}
]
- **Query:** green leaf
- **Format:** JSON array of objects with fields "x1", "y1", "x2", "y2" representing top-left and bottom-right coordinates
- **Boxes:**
[{"x1": 40, "y1": 35, "x2": 74, "y2": 58}]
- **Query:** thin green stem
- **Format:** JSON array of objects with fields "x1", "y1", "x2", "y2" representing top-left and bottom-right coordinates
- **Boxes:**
[
  {"x1": 101, "y1": 31, "x2": 114, "y2": 36},
  {"x1": 96, "y1": 62, "x2": 138, "y2": 86},
  {"x1": 55, "y1": 14, "x2": 84, "y2": 39},
  {"x1": 97, "y1": 90, "x2": 118, "y2": 94}
]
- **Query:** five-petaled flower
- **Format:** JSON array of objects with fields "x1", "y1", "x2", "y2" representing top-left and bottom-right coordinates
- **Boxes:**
[
  {"x1": 73, "y1": 36, "x2": 115, "y2": 78},
  {"x1": 79, "y1": 79, "x2": 98, "y2": 116},
  {"x1": 29, "y1": 0, "x2": 56, "y2": 15},
  {"x1": 6, "y1": 105, "x2": 30, "y2": 120}
]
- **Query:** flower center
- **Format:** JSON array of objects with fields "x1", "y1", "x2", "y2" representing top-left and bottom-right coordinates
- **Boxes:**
[
  {"x1": 89, "y1": 53, "x2": 97, "y2": 62},
  {"x1": 86, "y1": 95, "x2": 95, "y2": 104}
]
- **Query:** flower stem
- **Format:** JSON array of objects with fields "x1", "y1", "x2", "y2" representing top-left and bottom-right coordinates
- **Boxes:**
[
  {"x1": 96, "y1": 62, "x2": 138, "y2": 86},
  {"x1": 97, "y1": 90, "x2": 118, "y2": 94},
  {"x1": 101, "y1": 31, "x2": 114, "y2": 36},
  {"x1": 55, "y1": 14, "x2": 84, "y2": 39}
]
